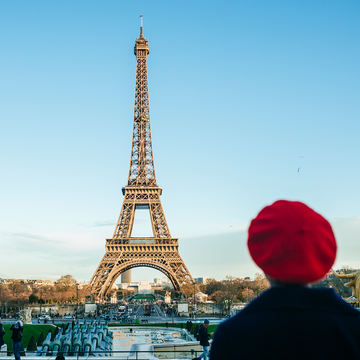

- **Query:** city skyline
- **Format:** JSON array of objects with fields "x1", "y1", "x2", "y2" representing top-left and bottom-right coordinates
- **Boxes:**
[{"x1": 1, "y1": 1, "x2": 360, "y2": 283}]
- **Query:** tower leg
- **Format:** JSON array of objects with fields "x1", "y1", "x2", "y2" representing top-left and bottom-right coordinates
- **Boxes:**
[{"x1": 121, "y1": 270, "x2": 132, "y2": 283}]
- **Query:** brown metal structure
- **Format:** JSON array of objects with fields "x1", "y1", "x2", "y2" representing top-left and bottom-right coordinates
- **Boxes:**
[{"x1": 89, "y1": 18, "x2": 194, "y2": 300}]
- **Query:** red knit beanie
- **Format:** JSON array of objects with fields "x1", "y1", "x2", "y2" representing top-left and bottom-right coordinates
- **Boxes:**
[{"x1": 248, "y1": 200, "x2": 337, "y2": 284}]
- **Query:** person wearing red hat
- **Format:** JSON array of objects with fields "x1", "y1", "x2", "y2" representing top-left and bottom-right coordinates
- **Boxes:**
[{"x1": 210, "y1": 200, "x2": 360, "y2": 360}]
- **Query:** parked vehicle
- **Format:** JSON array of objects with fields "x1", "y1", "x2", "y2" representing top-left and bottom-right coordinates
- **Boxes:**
[{"x1": 118, "y1": 305, "x2": 126, "y2": 315}]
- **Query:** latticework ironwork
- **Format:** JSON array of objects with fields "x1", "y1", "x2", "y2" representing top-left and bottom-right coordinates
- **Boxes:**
[
  {"x1": 89, "y1": 20, "x2": 193, "y2": 300},
  {"x1": 128, "y1": 24, "x2": 156, "y2": 187}
]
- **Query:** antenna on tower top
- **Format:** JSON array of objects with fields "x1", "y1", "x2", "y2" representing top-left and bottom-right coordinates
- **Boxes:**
[{"x1": 140, "y1": 15, "x2": 143, "y2": 36}]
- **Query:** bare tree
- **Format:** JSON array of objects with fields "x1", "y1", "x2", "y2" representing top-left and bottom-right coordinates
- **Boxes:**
[
  {"x1": 55, "y1": 275, "x2": 77, "y2": 292},
  {"x1": 252, "y1": 273, "x2": 270, "y2": 296},
  {"x1": 181, "y1": 282, "x2": 201, "y2": 298},
  {"x1": 8, "y1": 281, "x2": 29, "y2": 298},
  {"x1": 217, "y1": 276, "x2": 243, "y2": 314},
  {"x1": 242, "y1": 287, "x2": 255, "y2": 302},
  {"x1": 205, "y1": 278, "x2": 226, "y2": 296}
]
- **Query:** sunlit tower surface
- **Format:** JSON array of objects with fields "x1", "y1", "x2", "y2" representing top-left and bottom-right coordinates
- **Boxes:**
[{"x1": 89, "y1": 17, "x2": 194, "y2": 300}]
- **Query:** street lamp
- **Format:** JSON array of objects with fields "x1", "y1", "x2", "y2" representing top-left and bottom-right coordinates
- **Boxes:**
[
  {"x1": 76, "y1": 282, "x2": 79, "y2": 318},
  {"x1": 39, "y1": 288, "x2": 43, "y2": 316},
  {"x1": 193, "y1": 281, "x2": 196, "y2": 320}
]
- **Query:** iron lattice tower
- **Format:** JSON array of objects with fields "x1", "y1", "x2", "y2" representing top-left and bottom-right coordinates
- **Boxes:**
[{"x1": 89, "y1": 19, "x2": 194, "y2": 300}]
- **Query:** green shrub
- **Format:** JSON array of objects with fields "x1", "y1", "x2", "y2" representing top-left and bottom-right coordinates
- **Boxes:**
[
  {"x1": 186, "y1": 321, "x2": 193, "y2": 331},
  {"x1": 26, "y1": 336, "x2": 37, "y2": 351},
  {"x1": 37, "y1": 332, "x2": 45, "y2": 346},
  {"x1": 190, "y1": 323, "x2": 197, "y2": 334},
  {"x1": 29, "y1": 293, "x2": 38, "y2": 304}
]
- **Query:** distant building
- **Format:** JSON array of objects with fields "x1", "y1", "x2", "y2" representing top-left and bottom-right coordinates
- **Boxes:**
[
  {"x1": 78, "y1": 281, "x2": 89, "y2": 289},
  {"x1": 194, "y1": 277, "x2": 208, "y2": 284},
  {"x1": 40, "y1": 280, "x2": 55, "y2": 286},
  {"x1": 138, "y1": 281, "x2": 151, "y2": 294},
  {"x1": 1, "y1": 278, "x2": 55, "y2": 287},
  {"x1": 117, "y1": 283, "x2": 137, "y2": 294},
  {"x1": 151, "y1": 283, "x2": 162, "y2": 291},
  {"x1": 110, "y1": 293, "x2": 117, "y2": 304},
  {"x1": 162, "y1": 277, "x2": 170, "y2": 284},
  {"x1": 154, "y1": 278, "x2": 161, "y2": 284},
  {"x1": 195, "y1": 292, "x2": 208, "y2": 302}
]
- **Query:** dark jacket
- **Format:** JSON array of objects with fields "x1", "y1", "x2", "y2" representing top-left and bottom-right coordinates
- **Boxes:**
[
  {"x1": 210, "y1": 287, "x2": 360, "y2": 360},
  {"x1": 199, "y1": 324, "x2": 210, "y2": 347},
  {"x1": 0, "y1": 323, "x2": 5, "y2": 347},
  {"x1": 10, "y1": 324, "x2": 23, "y2": 343}
]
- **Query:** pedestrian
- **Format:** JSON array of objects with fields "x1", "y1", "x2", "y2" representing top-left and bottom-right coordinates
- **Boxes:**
[
  {"x1": 165, "y1": 322, "x2": 168, "y2": 328},
  {"x1": 0, "y1": 318, "x2": 5, "y2": 350},
  {"x1": 55, "y1": 355, "x2": 65, "y2": 360},
  {"x1": 210, "y1": 200, "x2": 360, "y2": 360},
  {"x1": 10, "y1": 320, "x2": 23, "y2": 360},
  {"x1": 198, "y1": 319, "x2": 212, "y2": 360}
]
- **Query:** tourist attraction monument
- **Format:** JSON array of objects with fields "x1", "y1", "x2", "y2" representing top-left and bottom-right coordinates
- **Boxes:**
[
  {"x1": 333, "y1": 269, "x2": 360, "y2": 300},
  {"x1": 89, "y1": 18, "x2": 194, "y2": 300}
]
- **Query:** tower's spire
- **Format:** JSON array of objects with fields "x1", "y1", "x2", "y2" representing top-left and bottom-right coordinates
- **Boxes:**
[{"x1": 140, "y1": 15, "x2": 143, "y2": 37}]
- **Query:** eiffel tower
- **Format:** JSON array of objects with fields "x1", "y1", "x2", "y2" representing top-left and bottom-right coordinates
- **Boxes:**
[{"x1": 89, "y1": 17, "x2": 194, "y2": 300}]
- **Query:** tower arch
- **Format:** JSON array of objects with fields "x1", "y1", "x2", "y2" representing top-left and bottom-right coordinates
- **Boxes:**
[{"x1": 97, "y1": 261, "x2": 184, "y2": 299}]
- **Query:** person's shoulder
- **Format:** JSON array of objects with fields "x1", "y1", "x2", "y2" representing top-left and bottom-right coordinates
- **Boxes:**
[
  {"x1": 236, "y1": 287, "x2": 360, "y2": 317},
  {"x1": 214, "y1": 311, "x2": 254, "y2": 335}
]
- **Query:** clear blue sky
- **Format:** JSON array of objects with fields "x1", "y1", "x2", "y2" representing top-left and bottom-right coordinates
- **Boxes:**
[{"x1": 1, "y1": 1, "x2": 359, "y2": 283}]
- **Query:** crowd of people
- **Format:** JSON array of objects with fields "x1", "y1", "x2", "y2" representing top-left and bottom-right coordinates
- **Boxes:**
[{"x1": 2, "y1": 200, "x2": 360, "y2": 360}]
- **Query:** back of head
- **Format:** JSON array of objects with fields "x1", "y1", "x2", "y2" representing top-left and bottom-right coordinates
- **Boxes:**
[{"x1": 248, "y1": 200, "x2": 337, "y2": 285}]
